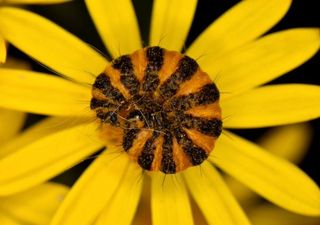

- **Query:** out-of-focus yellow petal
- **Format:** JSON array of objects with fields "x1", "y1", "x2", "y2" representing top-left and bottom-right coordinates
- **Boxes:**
[
  {"x1": 0, "y1": 36, "x2": 6, "y2": 63},
  {"x1": 224, "y1": 178, "x2": 256, "y2": 209},
  {"x1": 94, "y1": 160, "x2": 143, "y2": 225},
  {"x1": 187, "y1": 0, "x2": 291, "y2": 61},
  {"x1": 249, "y1": 204, "x2": 320, "y2": 225},
  {"x1": 210, "y1": 131, "x2": 320, "y2": 216},
  {"x1": 85, "y1": 0, "x2": 141, "y2": 58},
  {"x1": 0, "y1": 213, "x2": 20, "y2": 225},
  {"x1": 0, "y1": 122, "x2": 103, "y2": 196},
  {"x1": 0, "y1": 69, "x2": 92, "y2": 116},
  {"x1": 222, "y1": 85, "x2": 320, "y2": 128},
  {"x1": 151, "y1": 174, "x2": 193, "y2": 225},
  {"x1": 226, "y1": 124, "x2": 313, "y2": 205},
  {"x1": 259, "y1": 123, "x2": 313, "y2": 163},
  {"x1": 0, "y1": 7, "x2": 107, "y2": 84},
  {"x1": 150, "y1": 0, "x2": 197, "y2": 51},
  {"x1": 50, "y1": 151, "x2": 130, "y2": 225},
  {"x1": 183, "y1": 162, "x2": 251, "y2": 225},
  {"x1": 3, "y1": 0, "x2": 71, "y2": 4},
  {"x1": 0, "y1": 183, "x2": 68, "y2": 225},
  {"x1": 0, "y1": 109, "x2": 25, "y2": 144},
  {"x1": 210, "y1": 28, "x2": 320, "y2": 94}
]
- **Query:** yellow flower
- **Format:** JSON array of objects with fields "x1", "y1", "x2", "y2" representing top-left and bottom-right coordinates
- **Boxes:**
[
  {"x1": 0, "y1": 0, "x2": 72, "y2": 63},
  {"x1": 0, "y1": 1, "x2": 319, "y2": 225}
]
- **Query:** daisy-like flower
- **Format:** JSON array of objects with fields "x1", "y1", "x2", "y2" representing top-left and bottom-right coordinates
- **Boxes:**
[
  {"x1": 0, "y1": 0, "x2": 71, "y2": 63},
  {"x1": 0, "y1": 0, "x2": 319, "y2": 225}
]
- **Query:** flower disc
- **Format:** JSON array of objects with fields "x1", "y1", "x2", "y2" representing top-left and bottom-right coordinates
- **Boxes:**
[{"x1": 91, "y1": 46, "x2": 222, "y2": 174}]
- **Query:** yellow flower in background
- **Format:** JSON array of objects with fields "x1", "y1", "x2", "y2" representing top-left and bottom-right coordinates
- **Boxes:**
[
  {"x1": 0, "y1": 1, "x2": 319, "y2": 225},
  {"x1": 0, "y1": 0, "x2": 72, "y2": 63}
]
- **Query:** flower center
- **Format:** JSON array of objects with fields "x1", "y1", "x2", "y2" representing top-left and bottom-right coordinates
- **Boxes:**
[{"x1": 90, "y1": 46, "x2": 222, "y2": 174}]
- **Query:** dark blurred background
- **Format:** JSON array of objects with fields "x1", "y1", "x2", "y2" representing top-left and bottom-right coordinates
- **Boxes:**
[{"x1": 7, "y1": 0, "x2": 319, "y2": 186}]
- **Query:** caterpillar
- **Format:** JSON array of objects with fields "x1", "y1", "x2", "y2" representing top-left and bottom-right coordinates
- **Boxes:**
[{"x1": 90, "y1": 46, "x2": 222, "y2": 174}]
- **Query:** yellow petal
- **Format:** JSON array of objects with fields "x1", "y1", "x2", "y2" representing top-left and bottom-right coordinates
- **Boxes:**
[
  {"x1": 226, "y1": 124, "x2": 313, "y2": 205},
  {"x1": 249, "y1": 204, "x2": 320, "y2": 225},
  {"x1": 210, "y1": 131, "x2": 320, "y2": 216},
  {"x1": 0, "y1": 69, "x2": 92, "y2": 116},
  {"x1": 0, "y1": 109, "x2": 25, "y2": 144},
  {"x1": 0, "y1": 213, "x2": 20, "y2": 225},
  {"x1": 3, "y1": 0, "x2": 71, "y2": 4},
  {"x1": 94, "y1": 160, "x2": 143, "y2": 225},
  {"x1": 150, "y1": 0, "x2": 197, "y2": 51},
  {"x1": 85, "y1": 0, "x2": 142, "y2": 58},
  {"x1": 224, "y1": 177, "x2": 257, "y2": 210},
  {"x1": 0, "y1": 182, "x2": 68, "y2": 225},
  {"x1": 222, "y1": 85, "x2": 320, "y2": 128},
  {"x1": 0, "y1": 36, "x2": 6, "y2": 63},
  {"x1": 212, "y1": 28, "x2": 320, "y2": 94},
  {"x1": 0, "y1": 121, "x2": 103, "y2": 196},
  {"x1": 0, "y1": 7, "x2": 107, "y2": 84},
  {"x1": 183, "y1": 162, "x2": 251, "y2": 225},
  {"x1": 50, "y1": 151, "x2": 131, "y2": 225},
  {"x1": 151, "y1": 173, "x2": 193, "y2": 225},
  {"x1": 187, "y1": 0, "x2": 291, "y2": 61},
  {"x1": 0, "y1": 117, "x2": 73, "y2": 158},
  {"x1": 131, "y1": 177, "x2": 152, "y2": 225},
  {"x1": 258, "y1": 123, "x2": 313, "y2": 163}
]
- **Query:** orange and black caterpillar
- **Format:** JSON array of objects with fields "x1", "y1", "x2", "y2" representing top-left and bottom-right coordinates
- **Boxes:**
[{"x1": 90, "y1": 46, "x2": 222, "y2": 174}]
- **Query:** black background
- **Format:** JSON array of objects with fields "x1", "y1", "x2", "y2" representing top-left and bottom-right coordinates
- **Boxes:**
[{"x1": 7, "y1": 0, "x2": 319, "y2": 186}]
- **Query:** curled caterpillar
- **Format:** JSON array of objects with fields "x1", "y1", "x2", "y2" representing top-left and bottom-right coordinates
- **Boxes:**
[{"x1": 91, "y1": 46, "x2": 222, "y2": 174}]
